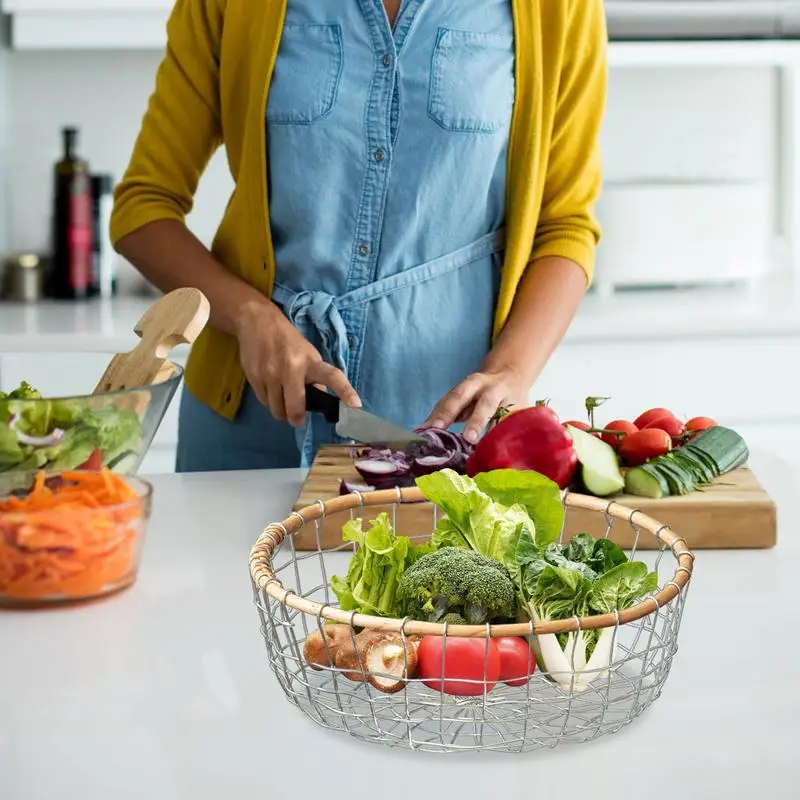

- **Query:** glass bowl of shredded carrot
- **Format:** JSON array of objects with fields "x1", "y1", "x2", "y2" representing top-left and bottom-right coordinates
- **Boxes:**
[{"x1": 0, "y1": 468, "x2": 152, "y2": 607}]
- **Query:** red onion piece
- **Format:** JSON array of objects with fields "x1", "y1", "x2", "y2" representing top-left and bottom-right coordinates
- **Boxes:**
[{"x1": 13, "y1": 426, "x2": 64, "y2": 448}]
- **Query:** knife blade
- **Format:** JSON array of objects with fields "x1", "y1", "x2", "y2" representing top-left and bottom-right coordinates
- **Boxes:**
[{"x1": 305, "y1": 385, "x2": 425, "y2": 446}]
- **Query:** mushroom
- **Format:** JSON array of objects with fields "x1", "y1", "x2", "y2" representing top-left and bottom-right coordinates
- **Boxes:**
[
  {"x1": 303, "y1": 625, "x2": 352, "y2": 670},
  {"x1": 365, "y1": 635, "x2": 419, "y2": 694},
  {"x1": 334, "y1": 629, "x2": 387, "y2": 681}
]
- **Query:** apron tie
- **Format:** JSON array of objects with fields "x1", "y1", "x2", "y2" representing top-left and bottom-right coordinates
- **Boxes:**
[{"x1": 280, "y1": 288, "x2": 351, "y2": 372}]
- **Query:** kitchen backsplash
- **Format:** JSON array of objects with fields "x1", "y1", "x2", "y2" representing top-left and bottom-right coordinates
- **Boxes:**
[{"x1": 0, "y1": 50, "x2": 777, "y2": 293}]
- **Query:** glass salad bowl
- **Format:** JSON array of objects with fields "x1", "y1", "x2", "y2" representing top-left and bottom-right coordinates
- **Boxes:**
[
  {"x1": 0, "y1": 472, "x2": 153, "y2": 607},
  {"x1": 0, "y1": 361, "x2": 183, "y2": 494}
]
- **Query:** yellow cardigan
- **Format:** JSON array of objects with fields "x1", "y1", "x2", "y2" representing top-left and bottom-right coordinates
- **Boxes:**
[{"x1": 111, "y1": 0, "x2": 607, "y2": 421}]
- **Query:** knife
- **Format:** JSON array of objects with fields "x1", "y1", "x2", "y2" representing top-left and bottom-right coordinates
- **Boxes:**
[{"x1": 305, "y1": 385, "x2": 425, "y2": 447}]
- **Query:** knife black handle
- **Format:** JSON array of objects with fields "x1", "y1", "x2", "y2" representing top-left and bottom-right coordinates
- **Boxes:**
[{"x1": 305, "y1": 384, "x2": 340, "y2": 424}]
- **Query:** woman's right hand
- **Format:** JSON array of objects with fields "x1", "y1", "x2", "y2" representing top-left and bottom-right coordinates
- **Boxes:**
[{"x1": 235, "y1": 300, "x2": 361, "y2": 428}]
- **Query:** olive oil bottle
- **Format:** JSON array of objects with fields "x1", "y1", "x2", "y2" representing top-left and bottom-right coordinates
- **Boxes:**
[{"x1": 48, "y1": 127, "x2": 93, "y2": 299}]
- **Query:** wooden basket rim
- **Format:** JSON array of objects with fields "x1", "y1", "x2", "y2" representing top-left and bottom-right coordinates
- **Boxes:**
[{"x1": 249, "y1": 486, "x2": 695, "y2": 638}]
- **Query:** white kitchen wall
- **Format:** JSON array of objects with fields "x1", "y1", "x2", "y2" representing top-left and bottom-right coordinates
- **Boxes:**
[
  {"x1": 2, "y1": 49, "x2": 234, "y2": 290},
  {"x1": 0, "y1": 50, "x2": 779, "y2": 285}
]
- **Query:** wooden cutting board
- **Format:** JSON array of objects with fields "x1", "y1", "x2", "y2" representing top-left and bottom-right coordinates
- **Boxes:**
[{"x1": 292, "y1": 445, "x2": 777, "y2": 551}]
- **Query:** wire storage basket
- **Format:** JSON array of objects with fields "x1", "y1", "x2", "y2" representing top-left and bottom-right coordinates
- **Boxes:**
[{"x1": 249, "y1": 487, "x2": 694, "y2": 754}]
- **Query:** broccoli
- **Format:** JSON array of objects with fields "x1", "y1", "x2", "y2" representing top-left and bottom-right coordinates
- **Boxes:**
[{"x1": 397, "y1": 547, "x2": 517, "y2": 625}]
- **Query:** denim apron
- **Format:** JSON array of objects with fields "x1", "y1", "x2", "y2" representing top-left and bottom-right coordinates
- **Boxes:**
[{"x1": 176, "y1": 0, "x2": 515, "y2": 472}]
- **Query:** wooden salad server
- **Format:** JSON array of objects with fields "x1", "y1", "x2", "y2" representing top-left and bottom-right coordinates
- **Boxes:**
[{"x1": 94, "y1": 287, "x2": 210, "y2": 394}]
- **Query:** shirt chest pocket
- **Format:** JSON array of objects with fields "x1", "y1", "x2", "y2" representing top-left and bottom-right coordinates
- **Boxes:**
[
  {"x1": 267, "y1": 24, "x2": 344, "y2": 126},
  {"x1": 428, "y1": 28, "x2": 515, "y2": 134}
]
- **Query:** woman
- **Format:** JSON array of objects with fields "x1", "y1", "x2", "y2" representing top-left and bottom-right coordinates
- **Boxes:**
[{"x1": 111, "y1": 0, "x2": 607, "y2": 472}]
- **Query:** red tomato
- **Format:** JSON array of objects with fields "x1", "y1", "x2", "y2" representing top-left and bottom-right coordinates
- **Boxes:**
[
  {"x1": 633, "y1": 407, "x2": 678, "y2": 430},
  {"x1": 77, "y1": 448, "x2": 103, "y2": 471},
  {"x1": 619, "y1": 429, "x2": 672, "y2": 466},
  {"x1": 495, "y1": 637, "x2": 536, "y2": 687},
  {"x1": 643, "y1": 415, "x2": 686, "y2": 441},
  {"x1": 685, "y1": 416, "x2": 717, "y2": 438},
  {"x1": 601, "y1": 420, "x2": 638, "y2": 451},
  {"x1": 563, "y1": 420, "x2": 601, "y2": 439},
  {"x1": 417, "y1": 636, "x2": 500, "y2": 697}
]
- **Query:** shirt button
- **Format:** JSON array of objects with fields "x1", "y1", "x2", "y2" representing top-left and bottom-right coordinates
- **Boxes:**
[
  {"x1": 359, "y1": 243, "x2": 370, "y2": 256},
  {"x1": 374, "y1": 149, "x2": 386, "y2": 162},
  {"x1": 383, "y1": 53, "x2": 392, "y2": 67},
  {"x1": 348, "y1": 334, "x2": 357, "y2": 348}
]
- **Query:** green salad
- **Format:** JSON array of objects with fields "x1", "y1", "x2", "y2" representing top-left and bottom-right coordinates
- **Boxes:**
[{"x1": 0, "y1": 381, "x2": 143, "y2": 474}]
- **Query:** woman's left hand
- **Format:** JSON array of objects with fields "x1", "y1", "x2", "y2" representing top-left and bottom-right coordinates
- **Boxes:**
[{"x1": 423, "y1": 365, "x2": 530, "y2": 444}]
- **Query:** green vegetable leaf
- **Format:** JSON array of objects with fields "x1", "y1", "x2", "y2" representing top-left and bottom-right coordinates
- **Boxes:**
[
  {"x1": 588, "y1": 562, "x2": 659, "y2": 616},
  {"x1": 473, "y1": 469, "x2": 565, "y2": 549},
  {"x1": 416, "y1": 469, "x2": 539, "y2": 570},
  {"x1": 562, "y1": 533, "x2": 595, "y2": 565},
  {"x1": 429, "y1": 517, "x2": 469, "y2": 550},
  {"x1": 331, "y1": 513, "x2": 411, "y2": 618},
  {"x1": 560, "y1": 533, "x2": 628, "y2": 577},
  {"x1": 529, "y1": 564, "x2": 593, "y2": 622},
  {"x1": 0, "y1": 424, "x2": 27, "y2": 470},
  {"x1": 588, "y1": 538, "x2": 629, "y2": 575}
]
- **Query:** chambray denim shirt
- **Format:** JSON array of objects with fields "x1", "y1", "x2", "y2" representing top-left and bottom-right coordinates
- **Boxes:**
[{"x1": 267, "y1": 0, "x2": 515, "y2": 465}]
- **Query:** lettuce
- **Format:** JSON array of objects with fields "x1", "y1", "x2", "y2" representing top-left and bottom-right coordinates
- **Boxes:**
[
  {"x1": 415, "y1": 468, "x2": 564, "y2": 579},
  {"x1": 331, "y1": 513, "x2": 423, "y2": 618}
]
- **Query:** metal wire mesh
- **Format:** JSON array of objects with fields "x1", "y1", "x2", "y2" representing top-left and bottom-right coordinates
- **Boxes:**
[{"x1": 252, "y1": 497, "x2": 691, "y2": 754}]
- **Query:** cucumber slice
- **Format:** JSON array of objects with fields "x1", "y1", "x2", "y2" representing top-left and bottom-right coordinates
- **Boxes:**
[
  {"x1": 682, "y1": 444, "x2": 722, "y2": 478},
  {"x1": 625, "y1": 464, "x2": 669, "y2": 499},
  {"x1": 654, "y1": 459, "x2": 696, "y2": 495},
  {"x1": 681, "y1": 448, "x2": 718, "y2": 481},
  {"x1": 566, "y1": 425, "x2": 625, "y2": 497},
  {"x1": 669, "y1": 451, "x2": 713, "y2": 484}
]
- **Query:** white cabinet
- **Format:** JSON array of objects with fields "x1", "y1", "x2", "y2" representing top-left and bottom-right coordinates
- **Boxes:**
[{"x1": 4, "y1": 0, "x2": 172, "y2": 50}]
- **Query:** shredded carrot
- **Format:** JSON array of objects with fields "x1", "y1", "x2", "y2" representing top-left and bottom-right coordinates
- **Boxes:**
[{"x1": 0, "y1": 469, "x2": 145, "y2": 603}]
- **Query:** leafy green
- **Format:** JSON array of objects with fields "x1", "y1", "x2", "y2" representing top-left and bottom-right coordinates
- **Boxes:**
[
  {"x1": 0, "y1": 425, "x2": 28, "y2": 470},
  {"x1": 331, "y1": 513, "x2": 412, "y2": 617},
  {"x1": 587, "y1": 562, "x2": 659, "y2": 616},
  {"x1": 562, "y1": 533, "x2": 628, "y2": 576},
  {"x1": 473, "y1": 469, "x2": 565, "y2": 549},
  {"x1": 429, "y1": 517, "x2": 469, "y2": 550}
]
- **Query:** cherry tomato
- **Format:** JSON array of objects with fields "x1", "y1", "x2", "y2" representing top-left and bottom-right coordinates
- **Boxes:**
[
  {"x1": 619, "y1": 429, "x2": 672, "y2": 466},
  {"x1": 600, "y1": 420, "x2": 638, "y2": 451},
  {"x1": 633, "y1": 407, "x2": 678, "y2": 430},
  {"x1": 77, "y1": 448, "x2": 103, "y2": 471},
  {"x1": 685, "y1": 416, "x2": 717, "y2": 438},
  {"x1": 643, "y1": 415, "x2": 686, "y2": 442},
  {"x1": 495, "y1": 637, "x2": 536, "y2": 687},
  {"x1": 563, "y1": 420, "x2": 601, "y2": 439},
  {"x1": 417, "y1": 636, "x2": 500, "y2": 696}
]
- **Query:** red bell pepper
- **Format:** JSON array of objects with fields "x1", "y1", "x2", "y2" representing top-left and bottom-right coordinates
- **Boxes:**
[{"x1": 466, "y1": 405, "x2": 577, "y2": 489}]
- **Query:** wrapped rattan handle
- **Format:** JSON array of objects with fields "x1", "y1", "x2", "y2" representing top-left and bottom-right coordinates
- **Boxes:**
[{"x1": 249, "y1": 488, "x2": 694, "y2": 639}]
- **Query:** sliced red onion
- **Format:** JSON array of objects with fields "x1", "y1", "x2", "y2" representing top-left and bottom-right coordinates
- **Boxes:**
[
  {"x1": 14, "y1": 427, "x2": 64, "y2": 448},
  {"x1": 411, "y1": 453, "x2": 456, "y2": 476},
  {"x1": 347, "y1": 426, "x2": 474, "y2": 490},
  {"x1": 354, "y1": 458, "x2": 401, "y2": 476},
  {"x1": 339, "y1": 480, "x2": 376, "y2": 496}
]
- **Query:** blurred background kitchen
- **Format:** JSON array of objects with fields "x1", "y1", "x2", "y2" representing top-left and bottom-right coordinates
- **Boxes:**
[{"x1": 0, "y1": 0, "x2": 799, "y2": 473}]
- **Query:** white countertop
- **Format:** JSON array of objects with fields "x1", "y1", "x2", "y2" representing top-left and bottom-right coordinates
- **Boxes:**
[
  {"x1": 0, "y1": 452, "x2": 797, "y2": 800},
  {"x1": 1, "y1": 272, "x2": 800, "y2": 354}
]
